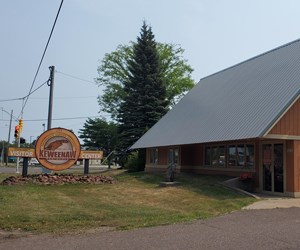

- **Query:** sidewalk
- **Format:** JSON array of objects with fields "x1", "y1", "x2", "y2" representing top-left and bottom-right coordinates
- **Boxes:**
[
  {"x1": 222, "y1": 177, "x2": 300, "y2": 210},
  {"x1": 243, "y1": 195, "x2": 300, "y2": 209}
]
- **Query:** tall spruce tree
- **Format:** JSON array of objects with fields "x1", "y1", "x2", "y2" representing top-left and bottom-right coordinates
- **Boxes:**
[{"x1": 118, "y1": 22, "x2": 169, "y2": 170}]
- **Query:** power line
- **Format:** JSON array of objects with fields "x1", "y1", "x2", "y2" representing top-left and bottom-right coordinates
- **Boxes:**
[
  {"x1": 0, "y1": 84, "x2": 97, "y2": 103},
  {"x1": 0, "y1": 80, "x2": 48, "y2": 103},
  {"x1": 26, "y1": 80, "x2": 48, "y2": 97},
  {"x1": 20, "y1": 0, "x2": 64, "y2": 118},
  {"x1": 0, "y1": 108, "x2": 18, "y2": 122},
  {"x1": 0, "y1": 97, "x2": 24, "y2": 103},
  {"x1": 55, "y1": 70, "x2": 96, "y2": 84},
  {"x1": 29, "y1": 96, "x2": 98, "y2": 100},
  {"x1": 16, "y1": 115, "x2": 108, "y2": 122},
  {"x1": 0, "y1": 114, "x2": 111, "y2": 123}
]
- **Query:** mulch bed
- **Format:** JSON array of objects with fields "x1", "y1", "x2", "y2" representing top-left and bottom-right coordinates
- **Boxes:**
[{"x1": 1, "y1": 173, "x2": 115, "y2": 186}]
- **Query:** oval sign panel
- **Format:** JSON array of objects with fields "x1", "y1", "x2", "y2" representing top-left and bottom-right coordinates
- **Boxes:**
[{"x1": 35, "y1": 128, "x2": 81, "y2": 171}]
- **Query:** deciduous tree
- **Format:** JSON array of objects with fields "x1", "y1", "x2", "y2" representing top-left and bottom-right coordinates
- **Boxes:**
[{"x1": 97, "y1": 36, "x2": 195, "y2": 120}]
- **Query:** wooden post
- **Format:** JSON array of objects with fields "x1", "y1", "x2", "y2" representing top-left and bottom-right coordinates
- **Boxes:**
[
  {"x1": 84, "y1": 159, "x2": 89, "y2": 175},
  {"x1": 22, "y1": 157, "x2": 29, "y2": 176}
]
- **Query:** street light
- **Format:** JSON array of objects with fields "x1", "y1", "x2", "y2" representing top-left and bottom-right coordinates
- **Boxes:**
[
  {"x1": 42, "y1": 123, "x2": 45, "y2": 132},
  {"x1": 30, "y1": 136, "x2": 34, "y2": 146},
  {"x1": 1, "y1": 108, "x2": 13, "y2": 166}
]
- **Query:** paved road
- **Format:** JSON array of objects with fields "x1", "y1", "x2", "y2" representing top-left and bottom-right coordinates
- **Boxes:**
[
  {"x1": 0, "y1": 166, "x2": 42, "y2": 174},
  {"x1": 1, "y1": 208, "x2": 300, "y2": 250}
]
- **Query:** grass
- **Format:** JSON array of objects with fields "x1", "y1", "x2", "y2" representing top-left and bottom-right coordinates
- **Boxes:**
[{"x1": 0, "y1": 170, "x2": 255, "y2": 234}]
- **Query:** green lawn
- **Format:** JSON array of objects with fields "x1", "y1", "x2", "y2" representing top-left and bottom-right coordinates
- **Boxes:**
[{"x1": 0, "y1": 171, "x2": 255, "y2": 234}]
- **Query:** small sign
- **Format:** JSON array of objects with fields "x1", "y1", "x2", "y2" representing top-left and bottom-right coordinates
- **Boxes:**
[
  {"x1": 263, "y1": 147, "x2": 272, "y2": 165},
  {"x1": 35, "y1": 128, "x2": 81, "y2": 171},
  {"x1": 8, "y1": 147, "x2": 35, "y2": 157},
  {"x1": 79, "y1": 150, "x2": 103, "y2": 159}
]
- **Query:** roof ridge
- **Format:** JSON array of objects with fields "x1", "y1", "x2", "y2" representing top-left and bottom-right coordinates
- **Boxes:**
[{"x1": 201, "y1": 38, "x2": 300, "y2": 81}]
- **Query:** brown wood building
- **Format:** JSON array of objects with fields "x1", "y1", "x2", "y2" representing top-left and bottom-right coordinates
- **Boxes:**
[{"x1": 131, "y1": 39, "x2": 300, "y2": 197}]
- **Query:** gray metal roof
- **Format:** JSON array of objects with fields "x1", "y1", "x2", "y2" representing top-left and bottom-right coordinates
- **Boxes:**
[{"x1": 131, "y1": 39, "x2": 300, "y2": 149}]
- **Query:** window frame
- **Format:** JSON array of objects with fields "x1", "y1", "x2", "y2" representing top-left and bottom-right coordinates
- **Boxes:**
[
  {"x1": 149, "y1": 148, "x2": 158, "y2": 165},
  {"x1": 204, "y1": 145, "x2": 226, "y2": 168},
  {"x1": 204, "y1": 143, "x2": 255, "y2": 169}
]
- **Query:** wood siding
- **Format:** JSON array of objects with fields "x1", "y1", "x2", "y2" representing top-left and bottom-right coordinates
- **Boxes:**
[
  {"x1": 285, "y1": 140, "x2": 300, "y2": 193},
  {"x1": 181, "y1": 144, "x2": 203, "y2": 166},
  {"x1": 294, "y1": 141, "x2": 300, "y2": 192},
  {"x1": 145, "y1": 147, "x2": 175, "y2": 172},
  {"x1": 268, "y1": 97, "x2": 300, "y2": 136},
  {"x1": 285, "y1": 140, "x2": 295, "y2": 192},
  {"x1": 144, "y1": 137, "x2": 300, "y2": 195}
]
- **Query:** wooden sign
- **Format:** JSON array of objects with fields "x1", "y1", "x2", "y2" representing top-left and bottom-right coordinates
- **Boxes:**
[
  {"x1": 35, "y1": 128, "x2": 81, "y2": 171},
  {"x1": 79, "y1": 150, "x2": 103, "y2": 159},
  {"x1": 8, "y1": 147, "x2": 35, "y2": 157}
]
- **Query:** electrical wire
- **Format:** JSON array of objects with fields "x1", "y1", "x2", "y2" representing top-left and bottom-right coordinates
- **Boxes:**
[
  {"x1": 0, "y1": 97, "x2": 24, "y2": 103},
  {"x1": 24, "y1": 80, "x2": 48, "y2": 98},
  {"x1": 29, "y1": 96, "x2": 98, "y2": 100},
  {"x1": 20, "y1": 0, "x2": 64, "y2": 118},
  {"x1": 21, "y1": 115, "x2": 104, "y2": 122},
  {"x1": 55, "y1": 70, "x2": 96, "y2": 84},
  {"x1": 0, "y1": 115, "x2": 111, "y2": 124},
  {"x1": 0, "y1": 108, "x2": 19, "y2": 122},
  {"x1": 0, "y1": 80, "x2": 48, "y2": 103}
]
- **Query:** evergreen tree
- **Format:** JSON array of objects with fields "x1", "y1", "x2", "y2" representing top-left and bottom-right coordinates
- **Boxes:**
[
  {"x1": 79, "y1": 118, "x2": 118, "y2": 157},
  {"x1": 118, "y1": 21, "x2": 169, "y2": 170},
  {"x1": 97, "y1": 43, "x2": 195, "y2": 120}
]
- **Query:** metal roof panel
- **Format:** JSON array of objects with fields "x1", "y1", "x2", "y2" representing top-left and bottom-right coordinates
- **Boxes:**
[{"x1": 131, "y1": 39, "x2": 300, "y2": 149}]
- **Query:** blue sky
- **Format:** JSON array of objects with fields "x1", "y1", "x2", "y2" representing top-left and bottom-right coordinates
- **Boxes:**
[{"x1": 1, "y1": 0, "x2": 300, "y2": 143}]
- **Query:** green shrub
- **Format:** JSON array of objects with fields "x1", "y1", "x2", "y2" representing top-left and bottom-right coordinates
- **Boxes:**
[{"x1": 125, "y1": 151, "x2": 145, "y2": 172}]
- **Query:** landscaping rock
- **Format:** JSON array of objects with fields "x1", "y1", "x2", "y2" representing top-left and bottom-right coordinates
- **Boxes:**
[{"x1": 1, "y1": 173, "x2": 115, "y2": 186}]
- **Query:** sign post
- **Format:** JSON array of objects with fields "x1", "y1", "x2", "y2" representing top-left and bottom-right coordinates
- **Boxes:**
[
  {"x1": 8, "y1": 147, "x2": 35, "y2": 177},
  {"x1": 79, "y1": 150, "x2": 104, "y2": 176},
  {"x1": 84, "y1": 159, "x2": 89, "y2": 175},
  {"x1": 22, "y1": 158, "x2": 29, "y2": 176},
  {"x1": 8, "y1": 128, "x2": 104, "y2": 176}
]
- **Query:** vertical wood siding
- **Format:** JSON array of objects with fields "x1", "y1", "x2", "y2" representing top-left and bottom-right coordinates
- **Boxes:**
[
  {"x1": 294, "y1": 141, "x2": 300, "y2": 192},
  {"x1": 181, "y1": 144, "x2": 203, "y2": 166},
  {"x1": 269, "y1": 98, "x2": 300, "y2": 136},
  {"x1": 285, "y1": 140, "x2": 295, "y2": 192}
]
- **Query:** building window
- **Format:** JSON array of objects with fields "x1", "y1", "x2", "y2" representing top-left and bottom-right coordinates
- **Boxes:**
[
  {"x1": 236, "y1": 144, "x2": 255, "y2": 168},
  {"x1": 205, "y1": 143, "x2": 254, "y2": 168},
  {"x1": 204, "y1": 145, "x2": 226, "y2": 167},
  {"x1": 237, "y1": 144, "x2": 245, "y2": 166},
  {"x1": 150, "y1": 148, "x2": 158, "y2": 164},
  {"x1": 228, "y1": 145, "x2": 237, "y2": 166},
  {"x1": 211, "y1": 146, "x2": 218, "y2": 166},
  {"x1": 245, "y1": 144, "x2": 254, "y2": 167},
  {"x1": 168, "y1": 148, "x2": 179, "y2": 165},
  {"x1": 219, "y1": 146, "x2": 226, "y2": 167},
  {"x1": 204, "y1": 147, "x2": 211, "y2": 165}
]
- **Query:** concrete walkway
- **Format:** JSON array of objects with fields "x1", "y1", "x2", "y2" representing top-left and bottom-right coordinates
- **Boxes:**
[
  {"x1": 222, "y1": 177, "x2": 300, "y2": 210},
  {"x1": 243, "y1": 196, "x2": 300, "y2": 210}
]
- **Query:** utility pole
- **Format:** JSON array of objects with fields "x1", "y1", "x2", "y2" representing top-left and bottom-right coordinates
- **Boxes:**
[
  {"x1": 6, "y1": 110, "x2": 13, "y2": 166},
  {"x1": 47, "y1": 66, "x2": 55, "y2": 130},
  {"x1": 42, "y1": 66, "x2": 55, "y2": 174}
]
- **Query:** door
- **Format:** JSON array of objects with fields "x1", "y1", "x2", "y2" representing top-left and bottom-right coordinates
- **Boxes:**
[{"x1": 262, "y1": 143, "x2": 284, "y2": 193}]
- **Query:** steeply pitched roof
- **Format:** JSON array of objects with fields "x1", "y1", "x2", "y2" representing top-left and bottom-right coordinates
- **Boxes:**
[{"x1": 131, "y1": 39, "x2": 300, "y2": 149}]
